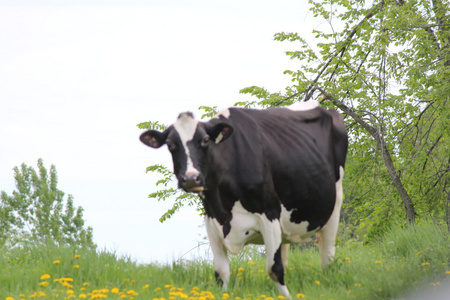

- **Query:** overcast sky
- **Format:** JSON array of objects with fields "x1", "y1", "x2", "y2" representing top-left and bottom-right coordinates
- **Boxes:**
[{"x1": 0, "y1": 0, "x2": 319, "y2": 263}]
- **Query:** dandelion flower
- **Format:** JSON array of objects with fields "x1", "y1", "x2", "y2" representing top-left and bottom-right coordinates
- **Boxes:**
[
  {"x1": 40, "y1": 274, "x2": 51, "y2": 280},
  {"x1": 238, "y1": 267, "x2": 245, "y2": 272},
  {"x1": 416, "y1": 251, "x2": 422, "y2": 256},
  {"x1": 6, "y1": 297, "x2": 15, "y2": 300},
  {"x1": 222, "y1": 293, "x2": 230, "y2": 300},
  {"x1": 277, "y1": 296, "x2": 285, "y2": 299},
  {"x1": 112, "y1": 288, "x2": 120, "y2": 294},
  {"x1": 445, "y1": 271, "x2": 450, "y2": 275},
  {"x1": 73, "y1": 265, "x2": 80, "y2": 269},
  {"x1": 375, "y1": 261, "x2": 382, "y2": 264},
  {"x1": 53, "y1": 260, "x2": 60, "y2": 265},
  {"x1": 296, "y1": 293, "x2": 305, "y2": 299},
  {"x1": 315, "y1": 280, "x2": 321, "y2": 285},
  {"x1": 39, "y1": 281, "x2": 49, "y2": 287},
  {"x1": 421, "y1": 262, "x2": 431, "y2": 267}
]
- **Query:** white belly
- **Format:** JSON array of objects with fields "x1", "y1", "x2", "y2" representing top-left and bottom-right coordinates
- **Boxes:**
[
  {"x1": 280, "y1": 204, "x2": 318, "y2": 243},
  {"x1": 206, "y1": 201, "x2": 318, "y2": 254}
]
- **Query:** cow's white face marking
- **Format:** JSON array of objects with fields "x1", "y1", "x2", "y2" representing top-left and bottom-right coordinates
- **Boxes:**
[
  {"x1": 286, "y1": 100, "x2": 320, "y2": 111},
  {"x1": 173, "y1": 113, "x2": 200, "y2": 177}
]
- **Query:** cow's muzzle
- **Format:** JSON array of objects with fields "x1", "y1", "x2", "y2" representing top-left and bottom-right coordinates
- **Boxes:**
[{"x1": 179, "y1": 172, "x2": 204, "y2": 193}]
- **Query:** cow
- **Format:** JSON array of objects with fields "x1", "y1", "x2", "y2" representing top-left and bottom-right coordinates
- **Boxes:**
[{"x1": 140, "y1": 100, "x2": 348, "y2": 297}]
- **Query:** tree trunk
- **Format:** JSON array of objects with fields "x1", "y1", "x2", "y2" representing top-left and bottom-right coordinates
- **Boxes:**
[{"x1": 315, "y1": 85, "x2": 416, "y2": 224}]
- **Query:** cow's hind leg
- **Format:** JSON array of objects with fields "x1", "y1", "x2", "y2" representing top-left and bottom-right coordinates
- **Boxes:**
[
  {"x1": 259, "y1": 217, "x2": 290, "y2": 298},
  {"x1": 318, "y1": 166, "x2": 344, "y2": 268},
  {"x1": 281, "y1": 243, "x2": 289, "y2": 270}
]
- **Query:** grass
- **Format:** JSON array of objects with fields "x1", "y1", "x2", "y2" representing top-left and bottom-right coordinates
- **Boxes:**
[{"x1": 1, "y1": 221, "x2": 449, "y2": 300}]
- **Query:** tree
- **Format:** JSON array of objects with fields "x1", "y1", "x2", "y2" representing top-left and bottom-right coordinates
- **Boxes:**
[
  {"x1": 241, "y1": 0, "x2": 449, "y2": 236},
  {"x1": 0, "y1": 159, "x2": 95, "y2": 248},
  {"x1": 140, "y1": 0, "x2": 450, "y2": 239}
]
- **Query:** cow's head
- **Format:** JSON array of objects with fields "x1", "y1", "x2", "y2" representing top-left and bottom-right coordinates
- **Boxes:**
[{"x1": 140, "y1": 112, "x2": 233, "y2": 193}]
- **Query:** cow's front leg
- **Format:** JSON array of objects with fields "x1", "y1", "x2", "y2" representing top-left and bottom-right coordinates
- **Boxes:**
[
  {"x1": 205, "y1": 217, "x2": 230, "y2": 289},
  {"x1": 259, "y1": 216, "x2": 290, "y2": 298}
]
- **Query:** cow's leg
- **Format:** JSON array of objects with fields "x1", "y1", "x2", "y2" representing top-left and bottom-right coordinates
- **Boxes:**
[
  {"x1": 259, "y1": 216, "x2": 290, "y2": 298},
  {"x1": 205, "y1": 217, "x2": 230, "y2": 289},
  {"x1": 281, "y1": 243, "x2": 290, "y2": 270},
  {"x1": 318, "y1": 166, "x2": 344, "y2": 268}
]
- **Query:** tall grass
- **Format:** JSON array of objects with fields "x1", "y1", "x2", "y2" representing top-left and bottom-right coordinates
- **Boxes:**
[{"x1": 1, "y1": 221, "x2": 449, "y2": 299}]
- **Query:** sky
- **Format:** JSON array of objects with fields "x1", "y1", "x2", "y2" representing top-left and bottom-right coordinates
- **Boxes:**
[{"x1": 0, "y1": 0, "x2": 318, "y2": 264}]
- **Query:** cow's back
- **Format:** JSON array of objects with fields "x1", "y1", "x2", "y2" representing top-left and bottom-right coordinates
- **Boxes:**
[{"x1": 223, "y1": 106, "x2": 346, "y2": 233}]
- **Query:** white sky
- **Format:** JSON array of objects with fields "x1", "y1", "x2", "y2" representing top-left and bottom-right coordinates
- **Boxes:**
[{"x1": 0, "y1": 0, "x2": 317, "y2": 264}]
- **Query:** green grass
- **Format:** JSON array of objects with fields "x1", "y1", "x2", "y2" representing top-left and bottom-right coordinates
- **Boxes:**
[{"x1": 1, "y1": 221, "x2": 449, "y2": 300}]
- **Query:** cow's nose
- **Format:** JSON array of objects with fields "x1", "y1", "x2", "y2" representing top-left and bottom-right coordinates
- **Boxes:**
[{"x1": 180, "y1": 172, "x2": 203, "y2": 192}]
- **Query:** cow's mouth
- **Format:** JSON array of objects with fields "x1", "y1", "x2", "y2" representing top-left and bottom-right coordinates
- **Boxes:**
[{"x1": 184, "y1": 186, "x2": 205, "y2": 193}]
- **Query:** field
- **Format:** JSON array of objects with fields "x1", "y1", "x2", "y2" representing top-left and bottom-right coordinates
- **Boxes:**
[{"x1": 1, "y1": 221, "x2": 449, "y2": 300}]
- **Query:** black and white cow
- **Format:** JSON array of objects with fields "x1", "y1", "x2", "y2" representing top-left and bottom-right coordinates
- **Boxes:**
[{"x1": 140, "y1": 101, "x2": 348, "y2": 297}]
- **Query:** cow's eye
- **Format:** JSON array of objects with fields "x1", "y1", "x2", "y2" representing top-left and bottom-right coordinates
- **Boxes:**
[
  {"x1": 166, "y1": 140, "x2": 176, "y2": 151},
  {"x1": 201, "y1": 135, "x2": 210, "y2": 147}
]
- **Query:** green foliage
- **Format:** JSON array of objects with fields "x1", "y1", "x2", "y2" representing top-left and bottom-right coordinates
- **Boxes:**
[
  {"x1": 146, "y1": 164, "x2": 203, "y2": 223},
  {"x1": 1, "y1": 221, "x2": 449, "y2": 299},
  {"x1": 139, "y1": 0, "x2": 450, "y2": 240},
  {"x1": 0, "y1": 159, "x2": 95, "y2": 249}
]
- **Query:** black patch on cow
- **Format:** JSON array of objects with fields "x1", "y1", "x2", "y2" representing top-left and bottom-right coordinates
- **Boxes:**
[
  {"x1": 223, "y1": 222, "x2": 231, "y2": 238},
  {"x1": 214, "y1": 271, "x2": 223, "y2": 286},
  {"x1": 271, "y1": 245, "x2": 285, "y2": 285}
]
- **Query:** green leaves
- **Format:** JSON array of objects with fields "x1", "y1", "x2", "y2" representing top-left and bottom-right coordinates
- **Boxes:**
[{"x1": 0, "y1": 159, "x2": 95, "y2": 248}]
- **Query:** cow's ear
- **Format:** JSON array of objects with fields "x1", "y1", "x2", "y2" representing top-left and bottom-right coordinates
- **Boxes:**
[
  {"x1": 207, "y1": 122, "x2": 234, "y2": 144},
  {"x1": 140, "y1": 130, "x2": 167, "y2": 148}
]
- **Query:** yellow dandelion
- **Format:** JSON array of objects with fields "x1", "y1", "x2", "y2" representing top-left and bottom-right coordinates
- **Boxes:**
[
  {"x1": 421, "y1": 262, "x2": 431, "y2": 267},
  {"x1": 143, "y1": 284, "x2": 150, "y2": 290},
  {"x1": 345, "y1": 257, "x2": 351, "y2": 263},
  {"x1": 39, "y1": 281, "x2": 49, "y2": 287},
  {"x1": 416, "y1": 251, "x2": 422, "y2": 256},
  {"x1": 248, "y1": 261, "x2": 256, "y2": 265},
  {"x1": 277, "y1": 296, "x2": 285, "y2": 299},
  {"x1": 354, "y1": 283, "x2": 362, "y2": 287},
  {"x1": 375, "y1": 261, "x2": 382, "y2": 264},
  {"x1": 53, "y1": 260, "x2": 60, "y2": 265},
  {"x1": 79, "y1": 294, "x2": 87, "y2": 299},
  {"x1": 222, "y1": 293, "x2": 230, "y2": 300},
  {"x1": 66, "y1": 290, "x2": 74, "y2": 294},
  {"x1": 238, "y1": 267, "x2": 245, "y2": 272},
  {"x1": 307, "y1": 263, "x2": 313, "y2": 266},
  {"x1": 111, "y1": 288, "x2": 120, "y2": 294},
  {"x1": 40, "y1": 274, "x2": 51, "y2": 280},
  {"x1": 445, "y1": 271, "x2": 450, "y2": 274},
  {"x1": 6, "y1": 297, "x2": 15, "y2": 300},
  {"x1": 72, "y1": 265, "x2": 80, "y2": 269},
  {"x1": 296, "y1": 293, "x2": 305, "y2": 299},
  {"x1": 315, "y1": 280, "x2": 321, "y2": 285},
  {"x1": 164, "y1": 284, "x2": 172, "y2": 289}
]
